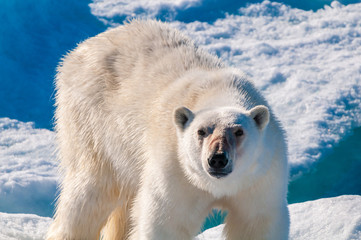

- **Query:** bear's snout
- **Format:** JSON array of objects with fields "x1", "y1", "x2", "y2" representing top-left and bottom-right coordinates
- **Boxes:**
[
  {"x1": 207, "y1": 152, "x2": 232, "y2": 178},
  {"x1": 208, "y1": 153, "x2": 228, "y2": 169}
]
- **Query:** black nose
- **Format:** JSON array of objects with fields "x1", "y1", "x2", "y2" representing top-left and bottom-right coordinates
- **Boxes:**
[{"x1": 208, "y1": 153, "x2": 228, "y2": 169}]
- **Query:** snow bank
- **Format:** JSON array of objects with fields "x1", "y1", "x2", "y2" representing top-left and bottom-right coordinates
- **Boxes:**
[
  {"x1": 90, "y1": 0, "x2": 200, "y2": 22},
  {"x1": 289, "y1": 195, "x2": 361, "y2": 240},
  {"x1": 0, "y1": 213, "x2": 52, "y2": 240},
  {"x1": 196, "y1": 195, "x2": 361, "y2": 240},
  {"x1": 89, "y1": 0, "x2": 361, "y2": 23},
  {"x1": 1, "y1": 195, "x2": 359, "y2": 240},
  {"x1": 0, "y1": 118, "x2": 57, "y2": 217}
]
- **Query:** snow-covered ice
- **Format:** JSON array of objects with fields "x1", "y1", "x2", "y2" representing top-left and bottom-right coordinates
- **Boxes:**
[
  {"x1": 1, "y1": 195, "x2": 360, "y2": 240},
  {"x1": 0, "y1": 213, "x2": 52, "y2": 240},
  {"x1": 289, "y1": 195, "x2": 361, "y2": 240},
  {"x1": 90, "y1": 0, "x2": 200, "y2": 22},
  {"x1": 0, "y1": 118, "x2": 57, "y2": 217},
  {"x1": 196, "y1": 195, "x2": 361, "y2": 240}
]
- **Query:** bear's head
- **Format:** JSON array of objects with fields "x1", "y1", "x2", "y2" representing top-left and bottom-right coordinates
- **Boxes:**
[{"x1": 174, "y1": 105, "x2": 270, "y2": 197}]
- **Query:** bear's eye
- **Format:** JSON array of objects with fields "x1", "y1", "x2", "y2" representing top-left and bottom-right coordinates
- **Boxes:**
[
  {"x1": 235, "y1": 129, "x2": 244, "y2": 137},
  {"x1": 197, "y1": 129, "x2": 206, "y2": 137}
]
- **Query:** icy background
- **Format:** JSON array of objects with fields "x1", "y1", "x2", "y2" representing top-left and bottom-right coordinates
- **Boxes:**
[{"x1": 0, "y1": 0, "x2": 360, "y2": 239}]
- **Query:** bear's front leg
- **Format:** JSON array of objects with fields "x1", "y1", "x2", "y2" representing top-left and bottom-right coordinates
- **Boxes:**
[
  {"x1": 47, "y1": 168, "x2": 120, "y2": 240},
  {"x1": 223, "y1": 197, "x2": 289, "y2": 240},
  {"x1": 129, "y1": 166, "x2": 213, "y2": 240}
]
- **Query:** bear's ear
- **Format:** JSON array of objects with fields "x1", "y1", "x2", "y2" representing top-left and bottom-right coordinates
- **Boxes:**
[
  {"x1": 249, "y1": 105, "x2": 270, "y2": 130},
  {"x1": 174, "y1": 107, "x2": 194, "y2": 131}
]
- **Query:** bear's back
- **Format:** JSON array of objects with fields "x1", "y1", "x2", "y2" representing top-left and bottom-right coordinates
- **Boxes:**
[
  {"x1": 57, "y1": 20, "x2": 222, "y2": 108},
  {"x1": 54, "y1": 20, "x2": 223, "y2": 171}
]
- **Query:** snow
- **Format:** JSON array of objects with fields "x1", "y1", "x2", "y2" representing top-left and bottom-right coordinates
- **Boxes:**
[
  {"x1": 1, "y1": 195, "x2": 360, "y2": 239},
  {"x1": 89, "y1": 0, "x2": 361, "y2": 23},
  {"x1": 0, "y1": 118, "x2": 57, "y2": 217},
  {"x1": 0, "y1": 213, "x2": 52, "y2": 240},
  {"x1": 289, "y1": 195, "x2": 361, "y2": 240},
  {"x1": 90, "y1": 0, "x2": 200, "y2": 22},
  {"x1": 196, "y1": 195, "x2": 361, "y2": 240}
]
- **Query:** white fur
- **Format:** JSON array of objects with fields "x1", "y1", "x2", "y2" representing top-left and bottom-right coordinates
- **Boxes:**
[{"x1": 47, "y1": 20, "x2": 289, "y2": 240}]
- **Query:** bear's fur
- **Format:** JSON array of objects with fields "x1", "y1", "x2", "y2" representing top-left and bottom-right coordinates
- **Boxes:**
[{"x1": 47, "y1": 20, "x2": 289, "y2": 240}]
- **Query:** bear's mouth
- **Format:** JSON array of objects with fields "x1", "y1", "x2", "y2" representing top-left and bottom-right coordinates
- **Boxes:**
[{"x1": 208, "y1": 169, "x2": 232, "y2": 179}]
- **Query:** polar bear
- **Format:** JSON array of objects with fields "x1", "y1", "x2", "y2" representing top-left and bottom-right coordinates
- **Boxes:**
[{"x1": 47, "y1": 20, "x2": 289, "y2": 240}]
